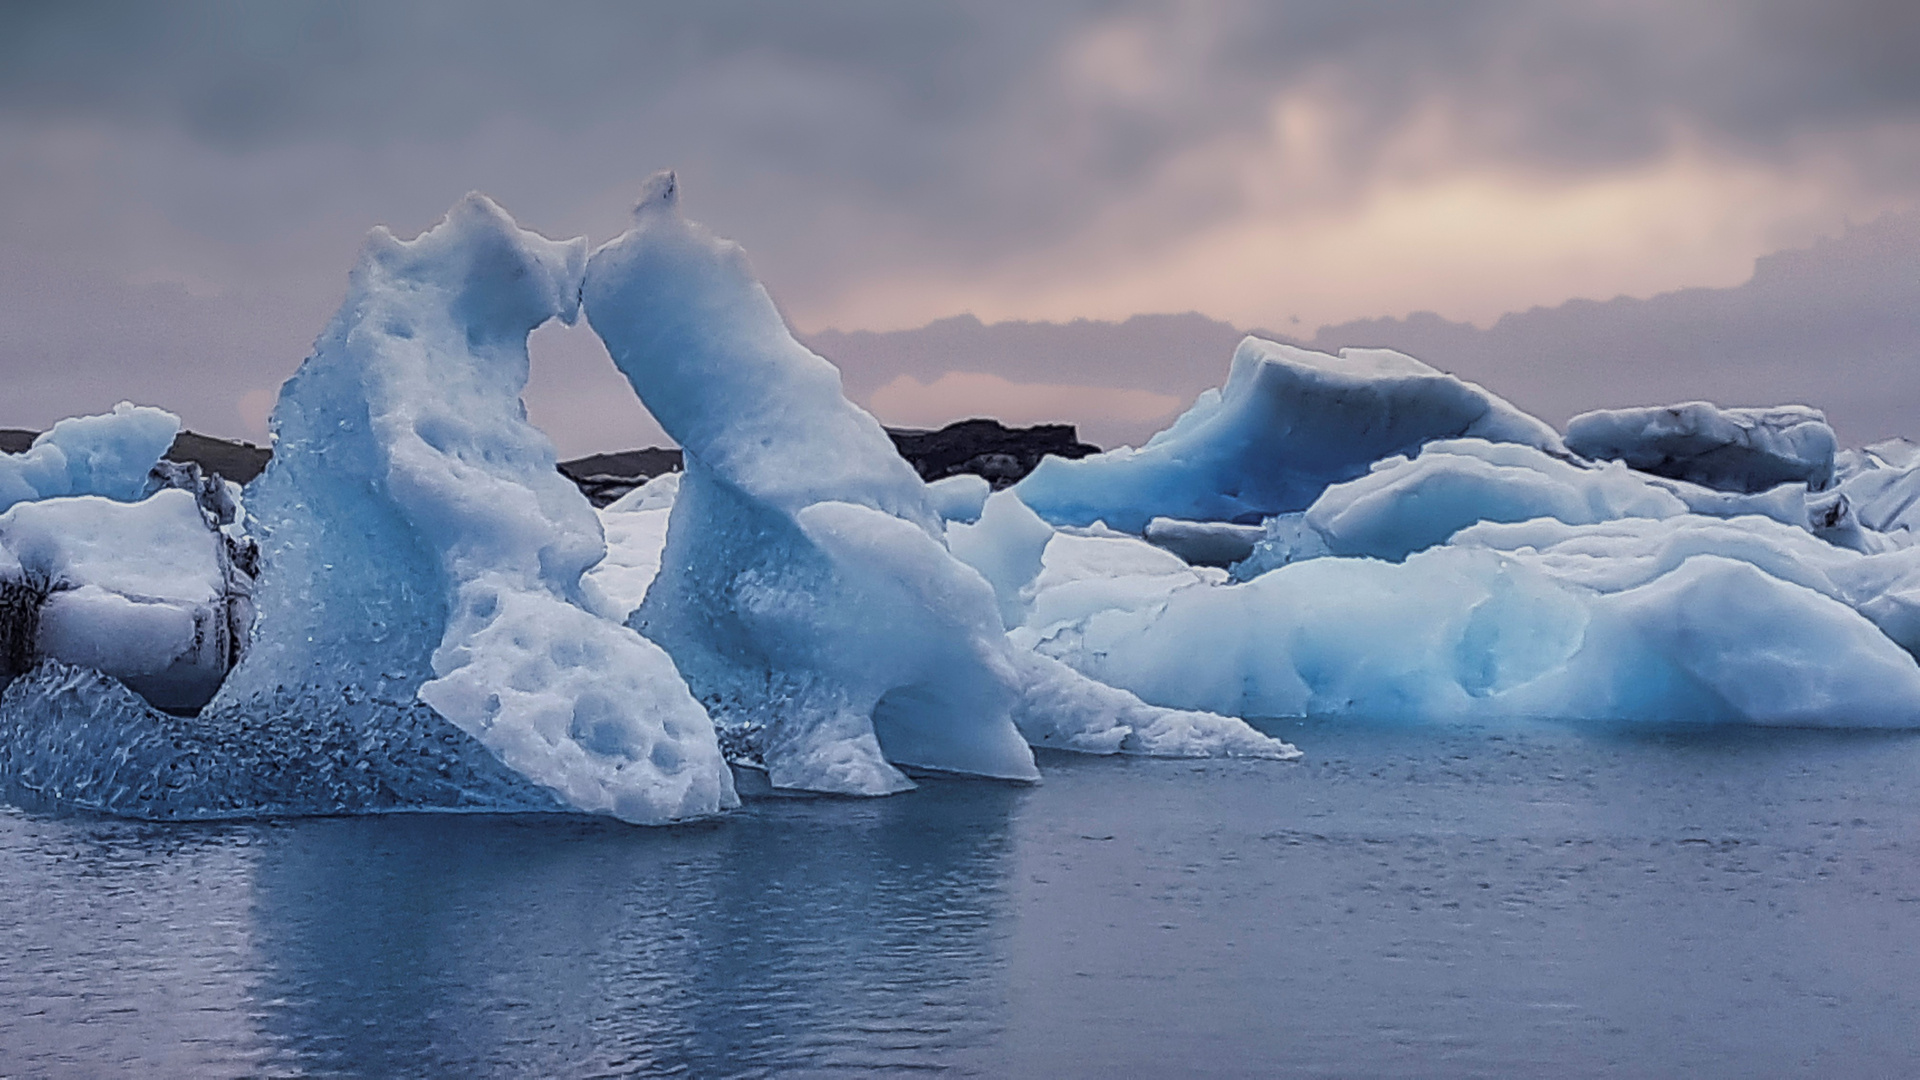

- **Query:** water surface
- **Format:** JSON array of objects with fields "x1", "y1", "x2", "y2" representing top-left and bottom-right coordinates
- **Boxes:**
[{"x1": 3, "y1": 720, "x2": 1918, "y2": 1077}]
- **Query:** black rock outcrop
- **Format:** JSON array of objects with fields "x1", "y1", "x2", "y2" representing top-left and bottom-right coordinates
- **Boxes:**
[{"x1": 885, "y1": 419, "x2": 1100, "y2": 488}]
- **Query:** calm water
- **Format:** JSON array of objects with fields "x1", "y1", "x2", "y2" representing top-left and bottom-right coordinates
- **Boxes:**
[{"x1": 3, "y1": 720, "x2": 1919, "y2": 1077}]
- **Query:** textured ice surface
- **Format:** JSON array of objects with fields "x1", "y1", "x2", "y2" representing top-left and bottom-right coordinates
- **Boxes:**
[
  {"x1": 1018, "y1": 532, "x2": 1920, "y2": 727},
  {"x1": 0, "y1": 490, "x2": 243, "y2": 711},
  {"x1": 0, "y1": 403, "x2": 180, "y2": 513},
  {"x1": 0, "y1": 658, "x2": 562, "y2": 818},
  {"x1": 7, "y1": 194, "x2": 735, "y2": 823},
  {"x1": 1232, "y1": 438, "x2": 1820, "y2": 574},
  {"x1": 1566, "y1": 402, "x2": 1836, "y2": 493},
  {"x1": 1833, "y1": 439, "x2": 1920, "y2": 535},
  {"x1": 1014, "y1": 338, "x2": 1564, "y2": 532},
  {"x1": 584, "y1": 174, "x2": 1290, "y2": 790}
]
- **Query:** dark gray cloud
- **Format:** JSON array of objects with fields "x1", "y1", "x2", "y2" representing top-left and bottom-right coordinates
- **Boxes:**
[{"x1": 2, "y1": 1, "x2": 1918, "y2": 453}]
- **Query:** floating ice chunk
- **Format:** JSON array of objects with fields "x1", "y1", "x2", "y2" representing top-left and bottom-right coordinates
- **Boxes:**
[
  {"x1": 1566, "y1": 402, "x2": 1837, "y2": 493},
  {"x1": 1452, "y1": 512, "x2": 1920, "y2": 657},
  {"x1": 584, "y1": 174, "x2": 1291, "y2": 784},
  {"x1": 1303, "y1": 439, "x2": 1688, "y2": 561},
  {"x1": 927, "y1": 473, "x2": 992, "y2": 523},
  {"x1": 0, "y1": 403, "x2": 180, "y2": 513},
  {"x1": 1010, "y1": 649, "x2": 1299, "y2": 758},
  {"x1": 0, "y1": 490, "x2": 244, "y2": 711},
  {"x1": 1232, "y1": 438, "x2": 1827, "y2": 570},
  {"x1": 1014, "y1": 337, "x2": 1564, "y2": 532},
  {"x1": 1019, "y1": 536, "x2": 1920, "y2": 728},
  {"x1": 200, "y1": 193, "x2": 733, "y2": 824}
]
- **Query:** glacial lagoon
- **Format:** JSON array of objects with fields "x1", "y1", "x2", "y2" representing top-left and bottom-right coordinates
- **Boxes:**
[{"x1": 5, "y1": 719, "x2": 1917, "y2": 1078}]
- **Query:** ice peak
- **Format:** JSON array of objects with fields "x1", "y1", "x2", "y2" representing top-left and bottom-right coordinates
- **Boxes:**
[{"x1": 635, "y1": 170, "x2": 679, "y2": 218}]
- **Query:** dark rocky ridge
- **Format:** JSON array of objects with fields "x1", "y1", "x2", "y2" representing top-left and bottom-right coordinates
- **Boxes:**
[
  {"x1": 556, "y1": 419, "x2": 1100, "y2": 505},
  {"x1": 4, "y1": 419, "x2": 1099, "y2": 509},
  {"x1": 885, "y1": 419, "x2": 1100, "y2": 487}
]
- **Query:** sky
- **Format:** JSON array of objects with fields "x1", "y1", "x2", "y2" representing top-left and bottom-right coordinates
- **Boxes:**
[{"x1": 3, "y1": 1, "x2": 1919, "y2": 454}]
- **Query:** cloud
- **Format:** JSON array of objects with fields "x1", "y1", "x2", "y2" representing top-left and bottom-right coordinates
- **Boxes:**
[{"x1": 3, "y1": 2, "x2": 1920, "y2": 447}]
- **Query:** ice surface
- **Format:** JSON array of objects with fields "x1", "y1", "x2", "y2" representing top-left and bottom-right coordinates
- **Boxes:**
[
  {"x1": 581, "y1": 478, "x2": 678, "y2": 624},
  {"x1": 1832, "y1": 440, "x2": 1920, "y2": 536},
  {"x1": 1016, "y1": 532, "x2": 1920, "y2": 727},
  {"x1": 0, "y1": 490, "x2": 243, "y2": 711},
  {"x1": 1232, "y1": 438, "x2": 1821, "y2": 572},
  {"x1": 947, "y1": 489, "x2": 1058, "y2": 629},
  {"x1": 927, "y1": 473, "x2": 992, "y2": 523},
  {"x1": 1014, "y1": 338, "x2": 1564, "y2": 532},
  {"x1": 1566, "y1": 402, "x2": 1836, "y2": 493},
  {"x1": 0, "y1": 403, "x2": 180, "y2": 513},
  {"x1": 179, "y1": 194, "x2": 734, "y2": 824},
  {"x1": 0, "y1": 657, "x2": 565, "y2": 819},
  {"x1": 584, "y1": 174, "x2": 1292, "y2": 789}
]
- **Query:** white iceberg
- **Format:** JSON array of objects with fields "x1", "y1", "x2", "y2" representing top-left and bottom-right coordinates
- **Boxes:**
[
  {"x1": 0, "y1": 402, "x2": 180, "y2": 513},
  {"x1": 9, "y1": 193, "x2": 737, "y2": 824},
  {"x1": 1566, "y1": 402, "x2": 1837, "y2": 493},
  {"x1": 0, "y1": 490, "x2": 247, "y2": 712},
  {"x1": 583, "y1": 174, "x2": 1294, "y2": 791},
  {"x1": 1013, "y1": 338, "x2": 1564, "y2": 532},
  {"x1": 1017, "y1": 530, "x2": 1920, "y2": 728},
  {"x1": 1227, "y1": 438, "x2": 1830, "y2": 577}
]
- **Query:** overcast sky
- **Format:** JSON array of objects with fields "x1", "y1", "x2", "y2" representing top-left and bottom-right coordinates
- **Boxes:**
[{"x1": 3, "y1": 1, "x2": 1918, "y2": 453}]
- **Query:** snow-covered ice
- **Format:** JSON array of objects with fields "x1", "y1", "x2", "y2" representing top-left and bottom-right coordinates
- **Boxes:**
[
  {"x1": 0, "y1": 403, "x2": 180, "y2": 513},
  {"x1": 1014, "y1": 338, "x2": 1564, "y2": 532},
  {"x1": 1566, "y1": 402, "x2": 1837, "y2": 493},
  {"x1": 584, "y1": 174, "x2": 1294, "y2": 791},
  {"x1": 0, "y1": 490, "x2": 244, "y2": 712}
]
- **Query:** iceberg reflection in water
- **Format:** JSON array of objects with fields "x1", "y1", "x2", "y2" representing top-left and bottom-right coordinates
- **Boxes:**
[{"x1": 4, "y1": 721, "x2": 1920, "y2": 1078}]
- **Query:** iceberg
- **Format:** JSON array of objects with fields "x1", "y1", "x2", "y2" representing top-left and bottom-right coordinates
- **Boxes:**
[
  {"x1": 1014, "y1": 338, "x2": 1564, "y2": 532},
  {"x1": 227, "y1": 192, "x2": 734, "y2": 824},
  {"x1": 1017, "y1": 529, "x2": 1920, "y2": 728},
  {"x1": 0, "y1": 402, "x2": 180, "y2": 513},
  {"x1": 2, "y1": 194, "x2": 736, "y2": 824},
  {"x1": 0, "y1": 490, "x2": 247, "y2": 712},
  {"x1": 1565, "y1": 402, "x2": 1837, "y2": 493},
  {"x1": 583, "y1": 173, "x2": 1294, "y2": 791},
  {"x1": 1257, "y1": 438, "x2": 1815, "y2": 567}
]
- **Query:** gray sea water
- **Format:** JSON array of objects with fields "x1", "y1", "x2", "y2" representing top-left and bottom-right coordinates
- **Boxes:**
[{"x1": 3, "y1": 719, "x2": 1918, "y2": 1078}]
